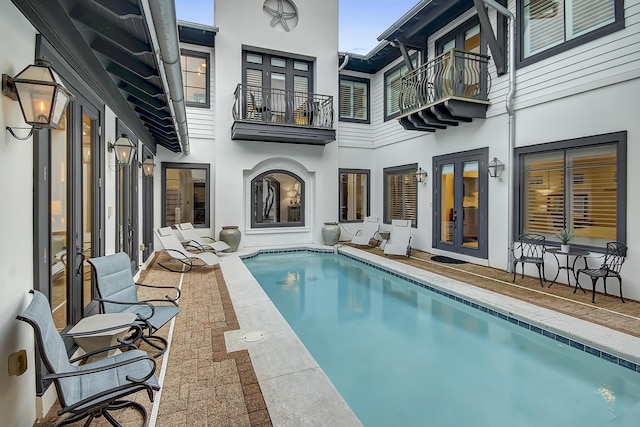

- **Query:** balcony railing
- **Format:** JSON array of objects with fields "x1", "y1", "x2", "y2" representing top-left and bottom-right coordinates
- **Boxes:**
[
  {"x1": 233, "y1": 84, "x2": 334, "y2": 129},
  {"x1": 399, "y1": 49, "x2": 491, "y2": 114}
]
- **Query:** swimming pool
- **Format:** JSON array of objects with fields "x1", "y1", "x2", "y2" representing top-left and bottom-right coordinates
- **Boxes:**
[{"x1": 242, "y1": 249, "x2": 640, "y2": 427}]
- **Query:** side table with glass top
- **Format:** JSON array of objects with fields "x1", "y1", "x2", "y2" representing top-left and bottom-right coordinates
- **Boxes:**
[
  {"x1": 547, "y1": 247, "x2": 590, "y2": 289},
  {"x1": 68, "y1": 312, "x2": 138, "y2": 361}
]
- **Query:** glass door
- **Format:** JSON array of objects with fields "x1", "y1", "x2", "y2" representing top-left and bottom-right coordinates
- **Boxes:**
[
  {"x1": 115, "y1": 123, "x2": 139, "y2": 272},
  {"x1": 67, "y1": 106, "x2": 101, "y2": 315},
  {"x1": 243, "y1": 51, "x2": 313, "y2": 125},
  {"x1": 50, "y1": 108, "x2": 69, "y2": 330},
  {"x1": 47, "y1": 101, "x2": 101, "y2": 329},
  {"x1": 434, "y1": 149, "x2": 488, "y2": 258}
]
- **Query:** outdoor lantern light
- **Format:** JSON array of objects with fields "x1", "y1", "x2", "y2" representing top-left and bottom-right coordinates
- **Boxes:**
[
  {"x1": 2, "y1": 58, "x2": 74, "y2": 140},
  {"x1": 141, "y1": 157, "x2": 155, "y2": 177},
  {"x1": 488, "y1": 157, "x2": 505, "y2": 181},
  {"x1": 414, "y1": 167, "x2": 428, "y2": 184},
  {"x1": 108, "y1": 135, "x2": 136, "y2": 166}
]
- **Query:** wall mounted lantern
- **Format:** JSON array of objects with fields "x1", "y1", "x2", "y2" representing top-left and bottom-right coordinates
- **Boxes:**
[
  {"x1": 2, "y1": 58, "x2": 74, "y2": 140},
  {"x1": 414, "y1": 167, "x2": 428, "y2": 184},
  {"x1": 488, "y1": 157, "x2": 505, "y2": 182},
  {"x1": 108, "y1": 135, "x2": 136, "y2": 166},
  {"x1": 141, "y1": 157, "x2": 155, "y2": 177}
]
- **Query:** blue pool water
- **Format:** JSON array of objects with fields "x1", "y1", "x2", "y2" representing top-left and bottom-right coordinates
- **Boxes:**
[{"x1": 243, "y1": 250, "x2": 640, "y2": 427}]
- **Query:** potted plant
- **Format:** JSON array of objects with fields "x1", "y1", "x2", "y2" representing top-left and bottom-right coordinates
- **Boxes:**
[{"x1": 554, "y1": 228, "x2": 574, "y2": 253}]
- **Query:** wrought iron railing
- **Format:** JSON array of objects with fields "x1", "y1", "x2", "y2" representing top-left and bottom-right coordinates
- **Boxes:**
[
  {"x1": 233, "y1": 84, "x2": 334, "y2": 129},
  {"x1": 399, "y1": 49, "x2": 491, "y2": 114}
]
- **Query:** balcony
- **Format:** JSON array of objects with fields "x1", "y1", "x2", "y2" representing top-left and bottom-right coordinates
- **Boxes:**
[
  {"x1": 397, "y1": 49, "x2": 491, "y2": 132},
  {"x1": 232, "y1": 84, "x2": 336, "y2": 145}
]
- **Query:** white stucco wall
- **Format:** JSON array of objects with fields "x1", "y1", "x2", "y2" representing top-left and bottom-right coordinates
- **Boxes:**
[
  {"x1": 211, "y1": 0, "x2": 340, "y2": 249},
  {"x1": 0, "y1": 4, "x2": 39, "y2": 426}
]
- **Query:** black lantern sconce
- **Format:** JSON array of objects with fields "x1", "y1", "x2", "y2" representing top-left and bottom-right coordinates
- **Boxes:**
[
  {"x1": 414, "y1": 167, "x2": 428, "y2": 184},
  {"x1": 488, "y1": 157, "x2": 505, "y2": 182},
  {"x1": 108, "y1": 135, "x2": 136, "y2": 166},
  {"x1": 141, "y1": 157, "x2": 155, "y2": 177},
  {"x1": 2, "y1": 58, "x2": 74, "y2": 140}
]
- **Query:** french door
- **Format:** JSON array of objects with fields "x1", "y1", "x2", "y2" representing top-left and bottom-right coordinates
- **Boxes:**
[
  {"x1": 244, "y1": 51, "x2": 313, "y2": 124},
  {"x1": 433, "y1": 149, "x2": 488, "y2": 258},
  {"x1": 48, "y1": 101, "x2": 102, "y2": 331}
]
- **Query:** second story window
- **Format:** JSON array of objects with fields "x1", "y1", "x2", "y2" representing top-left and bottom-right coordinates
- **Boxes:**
[
  {"x1": 339, "y1": 77, "x2": 369, "y2": 123},
  {"x1": 384, "y1": 56, "x2": 417, "y2": 121},
  {"x1": 520, "y1": 0, "x2": 623, "y2": 64},
  {"x1": 181, "y1": 50, "x2": 210, "y2": 108}
]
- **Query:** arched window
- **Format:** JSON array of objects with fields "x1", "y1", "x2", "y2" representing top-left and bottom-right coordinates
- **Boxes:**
[{"x1": 251, "y1": 170, "x2": 304, "y2": 228}]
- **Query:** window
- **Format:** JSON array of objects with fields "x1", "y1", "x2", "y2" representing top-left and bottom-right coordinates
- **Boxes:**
[
  {"x1": 520, "y1": 0, "x2": 624, "y2": 64},
  {"x1": 339, "y1": 77, "x2": 370, "y2": 123},
  {"x1": 384, "y1": 58, "x2": 416, "y2": 121},
  {"x1": 517, "y1": 132, "x2": 626, "y2": 248},
  {"x1": 339, "y1": 169, "x2": 370, "y2": 222},
  {"x1": 162, "y1": 163, "x2": 210, "y2": 227},
  {"x1": 384, "y1": 164, "x2": 418, "y2": 226},
  {"x1": 181, "y1": 50, "x2": 209, "y2": 107},
  {"x1": 251, "y1": 170, "x2": 305, "y2": 228},
  {"x1": 243, "y1": 51, "x2": 313, "y2": 124}
]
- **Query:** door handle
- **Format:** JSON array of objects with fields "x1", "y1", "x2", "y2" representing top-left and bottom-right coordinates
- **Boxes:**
[
  {"x1": 452, "y1": 211, "x2": 457, "y2": 228},
  {"x1": 75, "y1": 246, "x2": 86, "y2": 276}
]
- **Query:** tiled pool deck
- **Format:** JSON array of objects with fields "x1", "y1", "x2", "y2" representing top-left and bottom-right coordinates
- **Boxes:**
[{"x1": 37, "y1": 245, "x2": 640, "y2": 426}]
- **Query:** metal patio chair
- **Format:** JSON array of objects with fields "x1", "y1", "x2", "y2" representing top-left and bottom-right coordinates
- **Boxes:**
[
  {"x1": 17, "y1": 290, "x2": 159, "y2": 426},
  {"x1": 512, "y1": 233, "x2": 546, "y2": 287},
  {"x1": 88, "y1": 252, "x2": 181, "y2": 357},
  {"x1": 576, "y1": 241, "x2": 627, "y2": 303},
  {"x1": 249, "y1": 91, "x2": 270, "y2": 120}
]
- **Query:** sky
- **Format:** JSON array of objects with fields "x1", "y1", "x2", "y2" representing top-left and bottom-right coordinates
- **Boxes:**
[{"x1": 173, "y1": 0, "x2": 419, "y2": 54}]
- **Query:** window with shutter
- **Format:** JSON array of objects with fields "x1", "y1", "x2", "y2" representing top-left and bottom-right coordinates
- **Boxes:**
[
  {"x1": 521, "y1": 0, "x2": 621, "y2": 62},
  {"x1": 384, "y1": 165, "x2": 418, "y2": 226},
  {"x1": 339, "y1": 76, "x2": 370, "y2": 123},
  {"x1": 518, "y1": 133, "x2": 626, "y2": 248},
  {"x1": 383, "y1": 56, "x2": 417, "y2": 120}
]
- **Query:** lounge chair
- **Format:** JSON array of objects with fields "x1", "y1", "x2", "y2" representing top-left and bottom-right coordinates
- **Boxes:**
[
  {"x1": 351, "y1": 216, "x2": 381, "y2": 246},
  {"x1": 155, "y1": 226, "x2": 220, "y2": 272},
  {"x1": 175, "y1": 222, "x2": 230, "y2": 253},
  {"x1": 384, "y1": 219, "x2": 412, "y2": 257},
  {"x1": 17, "y1": 290, "x2": 159, "y2": 426},
  {"x1": 88, "y1": 252, "x2": 181, "y2": 358}
]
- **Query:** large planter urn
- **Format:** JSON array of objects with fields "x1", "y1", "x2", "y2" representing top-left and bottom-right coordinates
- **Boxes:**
[
  {"x1": 219, "y1": 226, "x2": 241, "y2": 252},
  {"x1": 322, "y1": 222, "x2": 340, "y2": 246}
]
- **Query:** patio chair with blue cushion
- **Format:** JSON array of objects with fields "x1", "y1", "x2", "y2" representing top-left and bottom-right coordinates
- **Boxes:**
[
  {"x1": 88, "y1": 252, "x2": 181, "y2": 358},
  {"x1": 576, "y1": 241, "x2": 627, "y2": 303},
  {"x1": 175, "y1": 222, "x2": 230, "y2": 253},
  {"x1": 384, "y1": 219, "x2": 412, "y2": 257},
  {"x1": 155, "y1": 227, "x2": 220, "y2": 272},
  {"x1": 351, "y1": 216, "x2": 381, "y2": 247},
  {"x1": 17, "y1": 290, "x2": 159, "y2": 426},
  {"x1": 512, "y1": 233, "x2": 546, "y2": 287}
]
